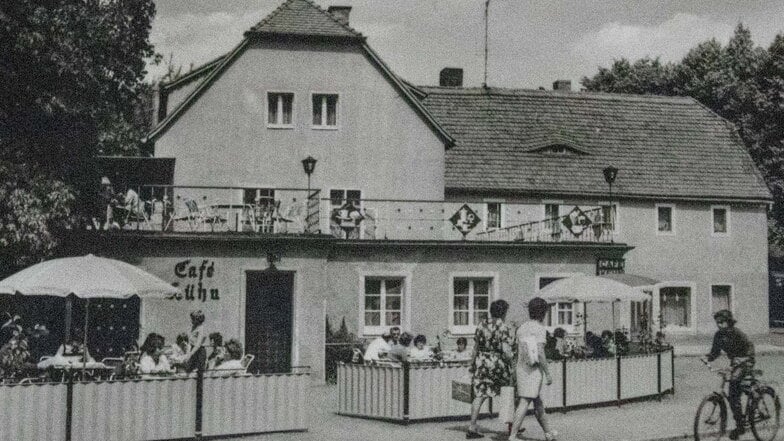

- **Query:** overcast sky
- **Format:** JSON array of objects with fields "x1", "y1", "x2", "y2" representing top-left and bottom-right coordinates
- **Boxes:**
[{"x1": 147, "y1": 0, "x2": 784, "y2": 89}]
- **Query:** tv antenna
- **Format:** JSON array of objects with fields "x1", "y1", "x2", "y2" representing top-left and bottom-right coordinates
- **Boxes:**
[{"x1": 483, "y1": 0, "x2": 490, "y2": 88}]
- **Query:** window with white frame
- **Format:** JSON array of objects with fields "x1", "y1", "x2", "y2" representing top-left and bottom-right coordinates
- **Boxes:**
[
  {"x1": 312, "y1": 94, "x2": 338, "y2": 127},
  {"x1": 267, "y1": 92, "x2": 293, "y2": 126},
  {"x1": 330, "y1": 189, "x2": 361, "y2": 209},
  {"x1": 660, "y1": 286, "x2": 691, "y2": 328},
  {"x1": 600, "y1": 203, "x2": 617, "y2": 232},
  {"x1": 656, "y1": 204, "x2": 674, "y2": 234},
  {"x1": 711, "y1": 285, "x2": 732, "y2": 313},
  {"x1": 451, "y1": 278, "x2": 491, "y2": 333},
  {"x1": 538, "y1": 276, "x2": 573, "y2": 327},
  {"x1": 486, "y1": 203, "x2": 501, "y2": 230},
  {"x1": 363, "y1": 277, "x2": 403, "y2": 334},
  {"x1": 712, "y1": 206, "x2": 729, "y2": 235}
]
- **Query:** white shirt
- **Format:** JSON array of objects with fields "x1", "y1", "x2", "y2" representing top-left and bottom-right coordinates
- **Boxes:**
[
  {"x1": 363, "y1": 337, "x2": 392, "y2": 361},
  {"x1": 215, "y1": 358, "x2": 244, "y2": 370},
  {"x1": 140, "y1": 353, "x2": 172, "y2": 374},
  {"x1": 408, "y1": 345, "x2": 434, "y2": 361},
  {"x1": 516, "y1": 320, "x2": 547, "y2": 367}
]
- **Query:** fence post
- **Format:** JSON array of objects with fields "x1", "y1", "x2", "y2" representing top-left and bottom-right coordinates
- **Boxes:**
[
  {"x1": 616, "y1": 355, "x2": 621, "y2": 406},
  {"x1": 65, "y1": 371, "x2": 74, "y2": 441},
  {"x1": 402, "y1": 362, "x2": 410, "y2": 424},
  {"x1": 656, "y1": 351, "x2": 662, "y2": 400},
  {"x1": 561, "y1": 359, "x2": 567, "y2": 410},
  {"x1": 670, "y1": 349, "x2": 675, "y2": 394},
  {"x1": 195, "y1": 368, "x2": 204, "y2": 439}
]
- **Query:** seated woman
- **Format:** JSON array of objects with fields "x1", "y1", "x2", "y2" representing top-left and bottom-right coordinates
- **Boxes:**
[
  {"x1": 386, "y1": 332, "x2": 413, "y2": 363},
  {"x1": 207, "y1": 332, "x2": 227, "y2": 369},
  {"x1": 452, "y1": 336, "x2": 472, "y2": 361},
  {"x1": 407, "y1": 334, "x2": 434, "y2": 361},
  {"x1": 166, "y1": 333, "x2": 191, "y2": 369},
  {"x1": 139, "y1": 333, "x2": 173, "y2": 375},
  {"x1": 215, "y1": 339, "x2": 244, "y2": 370},
  {"x1": 600, "y1": 330, "x2": 617, "y2": 357}
]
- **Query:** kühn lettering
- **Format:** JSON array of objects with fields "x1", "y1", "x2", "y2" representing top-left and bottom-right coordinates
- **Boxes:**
[{"x1": 169, "y1": 259, "x2": 220, "y2": 302}]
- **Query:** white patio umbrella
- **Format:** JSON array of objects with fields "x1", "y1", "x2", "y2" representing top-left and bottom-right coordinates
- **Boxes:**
[
  {"x1": 537, "y1": 274, "x2": 651, "y2": 343},
  {"x1": 0, "y1": 254, "x2": 179, "y2": 374}
]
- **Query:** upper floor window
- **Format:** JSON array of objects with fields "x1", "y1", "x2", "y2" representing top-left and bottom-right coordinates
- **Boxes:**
[
  {"x1": 712, "y1": 205, "x2": 730, "y2": 236},
  {"x1": 267, "y1": 92, "x2": 293, "y2": 127},
  {"x1": 451, "y1": 277, "x2": 492, "y2": 333},
  {"x1": 656, "y1": 204, "x2": 674, "y2": 235},
  {"x1": 600, "y1": 204, "x2": 617, "y2": 232},
  {"x1": 711, "y1": 284, "x2": 732, "y2": 313},
  {"x1": 486, "y1": 203, "x2": 501, "y2": 230},
  {"x1": 330, "y1": 189, "x2": 361, "y2": 209},
  {"x1": 545, "y1": 203, "x2": 560, "y2": 231},
  {"x1": 243, "y1": 188, "x2": 275, "y2": 206},
  {"x1": 312, "y1": 94, "x2": 338, "y2": 128}
]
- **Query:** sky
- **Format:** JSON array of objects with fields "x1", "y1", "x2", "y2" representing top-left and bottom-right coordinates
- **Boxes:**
[{"x1": 147, "y1": 0, "x2": 784, "y2": 89}]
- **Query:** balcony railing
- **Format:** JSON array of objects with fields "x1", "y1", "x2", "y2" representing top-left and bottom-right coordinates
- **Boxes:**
[{"x1": 89, "y1": 186, "x2": 614, "y2": 243}]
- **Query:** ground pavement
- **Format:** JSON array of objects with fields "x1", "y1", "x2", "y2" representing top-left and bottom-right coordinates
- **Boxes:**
[{"x1": 230, "y1": 335, "x2": 784, "y2": 441}]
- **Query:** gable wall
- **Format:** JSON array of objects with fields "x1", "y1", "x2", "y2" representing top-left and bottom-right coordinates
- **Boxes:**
[{"x1": 155, "y1": 39, "x2": 445, "y2": 201}]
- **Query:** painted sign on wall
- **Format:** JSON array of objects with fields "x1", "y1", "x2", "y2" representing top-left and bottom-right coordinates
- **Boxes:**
[
  {"x1": 169, "y1": 259, "x2": 220, "y2": 301},
  {"x1": 596, "y1": 257, "x2": 625, "y2": 275}
]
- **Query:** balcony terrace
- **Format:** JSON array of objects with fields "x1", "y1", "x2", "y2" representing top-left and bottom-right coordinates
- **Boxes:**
[{"x1": 91, "y1": 185, "x2": 616, "y2": 243}]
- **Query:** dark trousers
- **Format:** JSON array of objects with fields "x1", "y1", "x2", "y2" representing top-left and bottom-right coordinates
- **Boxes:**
[
  {"x1": 728, "y1": 359, "x2": 754, "y2": 426},
  {"x1": 185, "y1": 346, "x2": 206, "y2": 372}
]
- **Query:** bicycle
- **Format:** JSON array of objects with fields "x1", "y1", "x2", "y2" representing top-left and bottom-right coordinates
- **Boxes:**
[{"x1": 694, "y1": 359, "x2": 780, "y2": 441}]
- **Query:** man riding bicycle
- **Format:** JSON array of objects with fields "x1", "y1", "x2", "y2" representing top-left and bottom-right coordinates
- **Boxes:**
[{"x1": 701, "y1": 309, "x2": 755, "y2": 440}]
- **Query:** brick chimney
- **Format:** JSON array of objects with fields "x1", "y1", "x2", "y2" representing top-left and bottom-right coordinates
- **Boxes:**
[
  {"x1": 552, "y1": 80, "x2": 572, "y2": 92},
  {"x1": 327, "y1": 6, "x2": 351, "y2": 26},
  {"x1": 439, "y1": 68, "x2": 463, "y2": 87}
]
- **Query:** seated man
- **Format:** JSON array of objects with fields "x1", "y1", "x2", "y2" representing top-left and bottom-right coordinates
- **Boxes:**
[
  {"x1": 215, "y1": 339, "x2": 245, "y2": 370},
  {"x1": 386, "y1": 332, "x2": 413, "y2": 363},
  {"x1": 363, "y1": 333, "x2": 392, "y2": 363}
]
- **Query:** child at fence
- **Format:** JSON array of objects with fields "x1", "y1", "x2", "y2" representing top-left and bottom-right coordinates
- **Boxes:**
[{"x1": 184, "y1": 310, "x2": 207, "y2": 372}]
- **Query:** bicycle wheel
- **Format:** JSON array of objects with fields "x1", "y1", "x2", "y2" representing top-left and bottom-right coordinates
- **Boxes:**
[
  {"x1": 695, "y1": 394, "x2": 727, "y2": 441},
  {"x1": 749, "y1": 387, "x2": 781, "y2": 441}
]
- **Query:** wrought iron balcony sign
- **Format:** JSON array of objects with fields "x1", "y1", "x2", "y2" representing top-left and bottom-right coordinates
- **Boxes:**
[{"x1": 561, "y1": 206, "x2": 592, "y2": 237}]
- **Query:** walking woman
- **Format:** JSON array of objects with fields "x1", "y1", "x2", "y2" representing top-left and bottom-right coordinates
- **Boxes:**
[
  {"x1": 466, "y1": 299, "x2": 515, "y2": 439},
  {"x1": 508, "y1": 297, "x2": 557, "y2": 441}
]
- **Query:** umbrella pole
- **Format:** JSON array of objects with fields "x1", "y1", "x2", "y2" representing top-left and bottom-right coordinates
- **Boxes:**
[
  {"x1": 612, "y1": 301, "x2": 617, "y2": 353},
  {"x1": 83, "y1": 299, "x2": 89, "y2": 379},
  {"x1": 64, "y1": 297, "x2": 73, "y2": 346},
  {"x1": 583, "y1": 302, "x2": 588, "y2": 340}
]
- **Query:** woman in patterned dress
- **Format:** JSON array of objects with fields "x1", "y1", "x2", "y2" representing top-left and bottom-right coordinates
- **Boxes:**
[{"x1": 466, "y1": 299, "x2": 516, "y2": 439}]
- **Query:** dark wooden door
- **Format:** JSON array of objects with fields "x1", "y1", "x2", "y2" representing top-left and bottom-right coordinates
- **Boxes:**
[{"x1": 245, "y1": 270, "x2": 293, "y2": 373}]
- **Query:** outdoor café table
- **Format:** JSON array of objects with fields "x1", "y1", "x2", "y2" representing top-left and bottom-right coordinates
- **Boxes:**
[{"x1": 37, "y1": 357, "x2": 113, "y2": 381}]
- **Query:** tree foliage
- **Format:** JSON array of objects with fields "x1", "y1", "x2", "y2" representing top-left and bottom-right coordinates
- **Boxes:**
[
  {"x1": 582, "y1": 24, "x2": 784, "y2": 246},
  {"x1": 0, "y1": 0, "x2": 157, "y2": 276}
]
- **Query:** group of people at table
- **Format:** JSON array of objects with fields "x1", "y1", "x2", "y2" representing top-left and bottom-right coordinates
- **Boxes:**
[
  {"x1": 0, "y1": 310, "x2": 248, "y2": 382},
  {"x1": 360, "y1": 326, "x2": 473, "y2": 364}
]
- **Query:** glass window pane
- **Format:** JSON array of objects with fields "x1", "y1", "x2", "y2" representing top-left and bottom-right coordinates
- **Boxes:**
[
  {"x1": 346, "y1": 190, "x2": 361, "y2": 206},
  {"x1": 711, "y1": 285, "x2": 731, "y2": 312},
  {"x1": 658, "y1": 207, "x2": 672, "y2": 232},
  {"x1": 454, "y1": 312, "x2": 469, "y2": 326},
  {"x1": 385, "y1": 311, "x2": 401, "y2": 326},
  {"x1": 312, "y1": 95, "x2": 322, "y2": 125},
  {"x1": 714, "y1": 209, "x2": 727, "y2": 233},
  {"x1": 330, "y1": 189, "x2": 344, "y2": 207},
  {"x1": 454, "y1": 279, "x2": 469, "y2": 295},
  {"x1": 474, "y1": 311, "x2": 488, "y2": 325},
  {"x1": 364, "y1": 279, "x2": 381, "y2": 294},
  {"x1": 473, "y1": 280, "x2": 489, "y2": 295},
  {"x1": 487, "y1": 203, "x2": 500, "y2": 228},
  {"x1": 327, "y1": 95, "x2": 338, "y2": 126},
  {"x1": 453, "y1": 295, "x2": 469, "y2": 310},
  {"x1": 385, "y1": 279, "x2": 402, "y2": 294},
  {"x1": 473, "y1": 295, "x2": 488, "y2": 311},
  {"x1": 385, "y1": 295, "x2": 401, "y2": 311},
  {"x1": 282, "y1": 94, "x2": 293, "y2": 124},
  {"x1": 267, "y1": 94, "x2": 277, "y2": 124},
  {"x1": 364, "y1": 295, "x2": 380, "y2": 310},
  {"x1": 365, "y1": 312, "x2": 380, "y2": 326}
]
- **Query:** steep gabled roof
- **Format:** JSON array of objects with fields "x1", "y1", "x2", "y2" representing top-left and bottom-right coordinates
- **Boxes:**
[
  {"x1": 417, "y1": 86, "x2": 771, "y2": 202},
  {"x1": 146, "y1": 0, "x2": 453, "y2": 147},
  {"x1": 246, "y1": 0, "x2": 362, "y2": 38}
]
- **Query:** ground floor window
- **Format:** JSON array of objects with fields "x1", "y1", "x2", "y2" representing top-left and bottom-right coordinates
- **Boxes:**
[
  {"x1": 630, "y1": 299, "x2": 651, "y2": 337},
  {"x1": 363, "y1": 277, "x2": 403, "y2": 335},
  {"x1": 451, "y1": 277, "x2": 491, "y2": 333},
  {"x1": 547, "y1": 302, "x2": 573, "y2": 326},
  {"x1": 660, "y1": 286, "x2": 691, "y2": 328},
  {"x1": 711, "y1": 285, "x2": 732, "y2": 313}
]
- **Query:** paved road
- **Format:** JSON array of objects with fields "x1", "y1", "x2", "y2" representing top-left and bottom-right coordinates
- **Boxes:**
[{"x1": 228, "y1": 354, "x2": 784, "y2": 441}]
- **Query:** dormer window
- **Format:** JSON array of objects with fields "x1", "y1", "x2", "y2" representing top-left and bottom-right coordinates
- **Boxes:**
[
  {"x1": 523, "y1": 140, "x2": 590, "y2": 156},
  {"x1": 538, "y1": 145, "x2": 572, "y2": 155}
]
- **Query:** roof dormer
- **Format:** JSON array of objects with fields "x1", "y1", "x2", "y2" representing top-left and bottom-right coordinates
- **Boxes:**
[{"x1": 521, "y1": 135, "x2": 591, "y2": 156}]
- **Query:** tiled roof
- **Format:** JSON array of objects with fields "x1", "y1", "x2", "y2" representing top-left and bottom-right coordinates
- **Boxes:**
[
  {"x1": 246, "y1": 0, "x2": 362, "y2": 39},
  {"x1": 417, "y1": 87, "x2": 771, "y2": 201}
]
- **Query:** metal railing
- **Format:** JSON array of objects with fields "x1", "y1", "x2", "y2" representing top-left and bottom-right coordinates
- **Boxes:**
[{"x1": 89, "y1": 188, "x2": 615, "y2": 243}]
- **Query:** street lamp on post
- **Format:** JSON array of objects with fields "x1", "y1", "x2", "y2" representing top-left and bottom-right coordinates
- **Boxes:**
[
  {"x1": 301, "y1": 155, "x2": 317, "y2": 201},
  {"x1": 603, "y1": 166, "x2": 619, "y2": 242}
]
